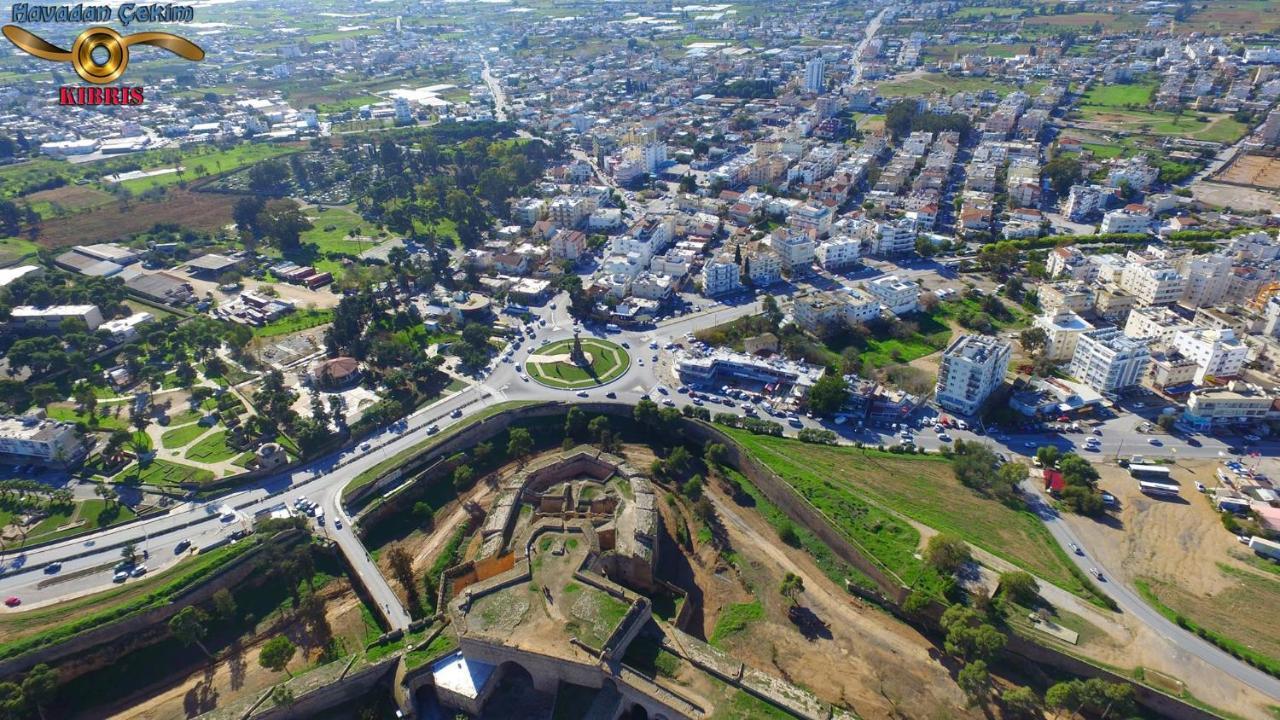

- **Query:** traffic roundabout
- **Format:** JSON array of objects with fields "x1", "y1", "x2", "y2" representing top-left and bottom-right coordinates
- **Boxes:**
[{"x1": 524, "y1": 335, "x2": 630, "y2": 389}]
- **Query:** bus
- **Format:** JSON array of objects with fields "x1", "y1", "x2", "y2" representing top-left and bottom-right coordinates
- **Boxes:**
[
  {"x1": 503, "y1": 304, "x2": 532, "y2": 318},
  {"x1": 1129, "y1": 464, "x2": 1172, "y2": 482},
  {"x1": 1138, "y1": 480, "x2": 1181, "y2": 497}
]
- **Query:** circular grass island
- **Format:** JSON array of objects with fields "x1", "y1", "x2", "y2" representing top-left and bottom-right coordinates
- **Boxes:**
[{"x1": 525, "y1": 337, "x2": 630, "y2": 389}]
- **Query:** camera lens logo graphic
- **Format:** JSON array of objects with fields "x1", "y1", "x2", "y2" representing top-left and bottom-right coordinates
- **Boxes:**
[{"x1": 3, "y1": 25, "x2": 204, "y2": 84}]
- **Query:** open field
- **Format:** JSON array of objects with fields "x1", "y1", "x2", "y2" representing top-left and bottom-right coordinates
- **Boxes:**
[
  {"x1": 1214, "y1": 154, "x2": 1280, "y2": 191},
  {"x1": 252, "y1": 308, "x2": 335, "y2": 338},
  {"x1": 33, "y1": 189, "x2": 241, "y2": 249},
  {"x1": 1080, "y1": 80, "x2": 1157, "y2": 109},
  {"x1": 113, "y1": 143, "x2": 302, "y2": 193},
  {"x1": 20, "y1": 184, "x2": 116, "y2": 218},
  {"x1": 877, "y1": 73, "x2": 1041, "y2": 98},
  {"x1": 0, "y1": 236, "x2": 40, "y2": 266},
  {"x1": 301, "y1": 205, "x2": 379, "y2": 255},
  {"x1": 722, "y1": 429, "x2": 1097, "y2": 601},
  {"x1": 1076, "y1": 108, "x2": 1248, "y2": 144},
  {"x1": 1182, "y1": 0, "x2": 1280, "y2": 33}
]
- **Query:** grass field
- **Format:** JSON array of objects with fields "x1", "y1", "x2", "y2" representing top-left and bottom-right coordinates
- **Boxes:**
[
  {"x1": 525, "y1": 338, "x2": 630, "y2": 389},
  {"x1": 1077, "y1": 108, "x2": 1248, "y2": 144},
  {"x1": 45, "y1": 404, "x2": 130, "y2": 431},
  {"x1": 183, "y1": 430, "x2": 239, "y2": 464},
  {"x1": 20, "y1": 184, "x2": 115, "y2": 219},
  {"x1": 877, "y1": 73, "x2": 1041, "y2": 98},
  {"x1": 160, "y1": 423, "x2": 209, "y2": 449},
  {"x1": 0, "y1": 236, "x2": 40, "y2": 266},
  {"x1": 710, "y1": 601, "x2": 764, "y2": 647},
  {"x1": 114, "y1": 144, "x2": 301, "y2": 193},
  {"x1": 252, "y1": 308, "x2": 335, "y2": 337},
  {"x1": 722, "y1": 429, "x2": 1098, "y2": 601},
  {"x1": 1080, "y1": 80, "x2": 1157, "y2": 109},
  {"x1": 123, "y1": 459, "x2": 215, "y2": 486},
  {"x1": 301, "y1": 206, "x2": 378, "y2": 255}
]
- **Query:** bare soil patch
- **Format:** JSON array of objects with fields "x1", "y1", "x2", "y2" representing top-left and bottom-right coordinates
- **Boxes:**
[
  {"x1": 1213, "y1": 154, "x2": 1280, "y2": 191},
  {"x1": 35, "y1": 190, "x2": 241, "y2": 249}
]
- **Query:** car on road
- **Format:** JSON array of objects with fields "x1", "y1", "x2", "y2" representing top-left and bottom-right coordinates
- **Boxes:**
[
  {"x1": 44, "y1": 562, "x2": 62, "y2": 574},
  {"x1": 577, "y1": 391, "x2": 589, "y2": 398},
  {"x1": 335, "y1": 519, "x2": 343, "y2": 529},
  {"x1": 1245, "y1": 434, "x2": 1261, "y2": 442},
  {"x1": 938, "y1": 433, "x2": 952, "y2": 442},
  {"x1": 360, "y1": 442, "x2": 371, "y2": 451},
  {"x1": 1024, "y1": 441, "x2": 1036, "y2": 448},
  {"x1": 175, "y1": 539, "x2": 191, "y2": 553},
  {"x1": 1069, "y1": 543, "x2": 1083, "y2": 555},
  {"x1": 605, "y1": 392, "x2": 616, "y2": 399},
  {"x1": 451, "y1": 408, "x2": 463, "y2": 418},
  {"x1": 113, "y1": 571, "x2": 129, "y2": 583},
  {"x1": 1090, "y1": 568, "x2": 1105, "y2": 582},
  {"x1": 1093, "y1": 428, "x2": 1103, "y2": 436},
  {"x1": 1148, "y1": 437, "x2": 1161, "y2": 446},
  {"x1": 4, "y1": 597, "x2": 19, "y2": 607},
  {"x1": 131, "y1": 565, "x2": 148, "y2": 578},
  {"x1": 427, "y1": 424, "x2": 440, "y2": 435}
]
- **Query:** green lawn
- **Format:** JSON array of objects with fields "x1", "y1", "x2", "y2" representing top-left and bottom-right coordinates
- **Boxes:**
[
  {"x1": 301, "y1": 206, "x2": 380, "y2": 255},
  {"x1": 525, "y1": 339, "x2": 630, "y2": 389},
  {"x1": 709, "y1": 601, "x2": 764, "y2": 647},
  {"x1": 878, "y1": 74, "x2": 1041, "y2": 98},
  {"x1": 45, "y1": 405, "x2": 129, "y2": 431},
  {"x1": 115, "y1": 143, "x2": 301, "y2": 193},
  {"x1": 1080, "y1": 80, "x2": 1157, "y2": 108},
  {"x1": 252, "y1": 308, "x2": 335, "y2": 338},
  {"x1": 1078, "y1": 107, "x2": 1249, "y2": 144},
  {"x1": 184, "y1": 430, "x2": 239, "y2": 464},
  {"x1": 22, "y1": 499, "x2": 137, "y2": 545},
  {"x1": 723, "y1": 429, "x2": 1098, "y2": 602},
  {"x1": 0, "y1": 236, "x2": 39, "y2": 266},
  {"x1": 124, "y1": 459, "x2": 215, "y2": 485},
  {"x1": 160, "y1": 423, "x2": 209, "y2": 450}
]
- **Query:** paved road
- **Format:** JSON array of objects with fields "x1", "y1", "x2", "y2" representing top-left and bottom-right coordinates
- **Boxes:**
[{"x1": 1019, "y1": 480, "x2": 1280, "y2": 701}]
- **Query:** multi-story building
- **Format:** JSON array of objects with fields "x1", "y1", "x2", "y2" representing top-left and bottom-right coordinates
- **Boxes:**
[
  {"x1": 1171, "y1": 328, "x2": 1249, "y2": 384},
  {"x1": 1093, "y1": 284, "x2": 1137, "y2": 325},
  {"x1": 843, "y1": 288, "x2": 881, "y2": 324},
  {"x1": 744, "y1": 245, "x2": 782, "y2": 286},
  {"x1": 549, "y1": 196, "x2": 594, "y2": 229},
  {"x1": 0, "y1": 414, "x2": 84, "y2": 466},
  {"x1": 701, "y1": 255, "x2": 742, "y2": 297},
  {"x1": 1039, "y1": 282, "x2": 1095, "y2": 315},
  {"x1": 1033, "y1": 309, "x2": 1095, "y2": 362},
  {"x1": 935, "y1": 335, "x2": 1012, "y2": 415},
  {"x1": 1176, "y1": 253, "x2": 1232, "y2": 308},
  {"x1": 630, "y1": 272, "x2": 674, "y2": 302},
  {"x1": 1064, "y1": 184, "x2": 1106, "y2": 222},
  {"x1": 1069, "y1": 328, "x2": 1152, "y2": 395},
  {"x1": 804, "y1": 56, "x2": 826, "y2": 93},
  {"x1": 789, "y1": 203, "x2": 833, "y2": 239},
  {"x1": 1122, "y1": 306, "x2": 1196, "y2": 344},
  {"x1": 769, "y1": 228, "x2": 816, "y2": 273},
  {"x1": 1119, "y1": 262, "x2": 1185, "y2": 306},
  {"x1": 549, "y1": 230, "x2": 587, "y2": 261},
  {"x1": 1100, "y1": 206, "x2": 1151, "y2": 234},
  {"x1": 1148, "y1": 351, "x2": 1200, "y2": 391},
  {"x1": 1182, "y1": 383, "x2": 1277, "y2": 430},
  {"x1": 793, "y1": 291, "x2": 847, "y2": 334},
  {"x1": 815, "y1": 236, "x2": 861, "y2": 270},
  {"x1": 1045, "y1": 247, "x2": 1098, "y2": 282},
  {"x1": 863, "y1": 274, "x2": 920, "y2": 315},
  {"x1": 10, "y1": 304, "x2": 104, "y2": 332}
]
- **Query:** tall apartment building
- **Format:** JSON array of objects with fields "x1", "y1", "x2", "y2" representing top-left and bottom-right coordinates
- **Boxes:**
[
  {"x1": 1069, "y1": 328, "x2": 1151, "y2": 395},
  {"x1": 743, "y1": 245, "x2": 782, "y2": 286},
  {"x1": 768, "y1": 228, "x2": 816, "y2": 273},
  {"x1": 815, "y1": 236, "x2": 861, "y2": 270},
  {"x1": 1119, "y1": 262, "x2": 1186, "y2": 306},
  {"x1": 701, "y1": 255, "x2": 742, "y2": 297},
  {"x1": 1033, "y1": 309, "x2": 1094, "y2": 362},
  {"x1": 863, "y1": 274, "x2": 920, "y2": 315},
  {"x1": 804, "y1": 56, "x2": 826, "y2": 93},
  {"x1": 1176, "y1": 252, "x2": 1232, "y2": 308},
  {"x1": 1171, "y1": 327, "x2": 1249, "y2": 384},
  {"x1": 935, "y1": 335, "x2": 1012, "y2": 415}
]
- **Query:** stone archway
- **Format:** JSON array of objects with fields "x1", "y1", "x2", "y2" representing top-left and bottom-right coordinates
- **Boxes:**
[
  {"x1": 479, "y1": 661, "x2": 552, "y2": 719},
  {"x1": 623, "y1": 703, "x2": 650, "y2": 720}
]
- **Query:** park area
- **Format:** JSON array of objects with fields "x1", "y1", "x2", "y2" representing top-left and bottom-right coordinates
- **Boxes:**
[{"x1": 525, "y1": 338, "x2": 630, "y2": 389}]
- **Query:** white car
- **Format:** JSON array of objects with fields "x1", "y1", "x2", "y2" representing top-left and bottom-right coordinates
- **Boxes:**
[
  {"x1": 113, "y1": 571, "x2": 129, "y2": 583},
  {"x1": 131, "y1": 565, "x2": 148, "y2": 578}
]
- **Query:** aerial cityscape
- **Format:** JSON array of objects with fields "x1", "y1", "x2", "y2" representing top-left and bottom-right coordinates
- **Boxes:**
[{"x1": 0, "y1": 0, "x2": 1279, "y2": 718}]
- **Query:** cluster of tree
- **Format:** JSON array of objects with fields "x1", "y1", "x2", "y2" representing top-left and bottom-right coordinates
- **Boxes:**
[
  {"x1": 0, "y1": 663, "x2": 59, "y2": 720},
  {"x1": 712, "y1": 413, "x2": 784, "y2": 436},
  {"x1": 1, "y1": 274, "x2": 128, "y2": 322},
  {"x1": 938, "y1": 603, "x2": 1008, "y2": 706},
  {"x1": 233, "y1": 196, "x2": 313, "y2": 252},
  {"x1": 700, "y1": 79, "x2": 776, "y2": 99},
  {"x1": 566, "y1": 407, "x2": 618, "y2": 451},
  {"x1": 924, "y1": 534, "x2": 972, "y2": 576},
  {"x1": 1043, "y1": 678, "x2": 1136, "y2": 718},
  {"x1": 884, "y1": 100, "x2": 972, "y2": 141},
  {"x1": 796, "y1": 428, "x2": 838, "y2": 445},
  {"x1": 1041, "y1": 155, "x2": 1082, "y2": 195},
  {"x1": 806, "y1": 373, "x2": 848, "y2": 417},
  {"x1": 0, "y1": 199, "x2": 39, "y2": 238},
  {"x1": 1037, "y1": 447, "x2": 1106, "y2": 515},
  {"x1": 950, "y1": 439, "x2": 1027, "y2": 505}
]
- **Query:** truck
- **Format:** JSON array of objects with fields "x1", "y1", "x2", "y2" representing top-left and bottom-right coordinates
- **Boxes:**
[{"x1": 1248, "y1": 536, "x2": 1280, "y2": 562}]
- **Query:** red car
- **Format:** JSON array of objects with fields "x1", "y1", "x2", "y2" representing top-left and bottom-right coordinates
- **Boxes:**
[{"x1": 4, "y1": 597, "x2": 19, "y2": 607}]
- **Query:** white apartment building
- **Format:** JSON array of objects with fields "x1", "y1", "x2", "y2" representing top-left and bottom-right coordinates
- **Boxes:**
[
  {"x1": 701, "y1": 256, "x2": 742, "y2": 297},
  {"x1": 631, "y1": 272, "x2": 675, "y2": 301},
  {"x1": 0, "y1": 415, "x2": 83, "y2": 465},
  {"x1": 1069, "y1": 328, "x2": 1152, "y2": 395},
  {"x1": 793, "y1": 292, "x2": 847, "y2": 333},
  {"x1": 1100, "y1": 207, "x2": 1151, "y2": 234},
  {"x1": 1177, "y1": 253, "x2": 1232, "y2": 308},
  {"x1": 1045, "y1": 248, "x2": 1099, "y2": 283},
  {"x1": 863, "y1": 274, "x2": 920, "y2": 315},
  {"x1": 863, "y1": 218, "x2": 917, "y2": 256},
  {"x1": 1033, "y1": 309, "x2": 1095, "y2": 362},
  {"x1": 935, "y1": 335, "x2": 1012, "y2": 415},
  {"x1": 744, "y1": 246, "x2": 782, "y2": 286},
  {"x1": 10, "y1": 304, "x2": 104, "y2": 332},
  {"x1": 1182, "y1": 383, "x2": 1275, "y2": 430},
  {"x1": 549, "y1": 196, "x2": 594, "y2": 229},
  {"x1": 843, "y1": 287, "x2": 881, "y2": 324},
  {"x1": 1171, "y1": 327, "x2": 1249, "y2": 384},
  {"x1": 1064, "y1": 184, "x2": 1106, "y2": 222},
  {"x1": 769, "y1": 228, "x2": 816, "y2": 273},
  {"x1": 789, "y1": 203, "x2": 833, "y2": 238},
  {"x1": 650, "y1": 251, "x2": 691, "y2": 278},
  {"x1": 815, "y1": 236, "x2": 861, "y2": 270},
  {"x1": 804, "y1": 56, "x2": 826, "y2": 93},
  {"x1": 1039, "y1": 282, "x2": 1095, "y2": 315},
  {"x1": 1122, "y1": 306, "x2": 1196, "y2": 344},
  {"x1": 1119, "y1": 262, "x2": 1185, "y2": 306}
]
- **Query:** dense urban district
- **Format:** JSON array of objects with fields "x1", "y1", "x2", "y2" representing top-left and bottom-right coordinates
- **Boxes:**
[{"x1": 1, "y1": 0, "x2": 1280, "y2": 718}]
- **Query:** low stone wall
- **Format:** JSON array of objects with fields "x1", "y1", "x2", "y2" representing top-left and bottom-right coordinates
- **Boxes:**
[{"x1": 245, "y1": 657, "x2": 399, "y2": 720}]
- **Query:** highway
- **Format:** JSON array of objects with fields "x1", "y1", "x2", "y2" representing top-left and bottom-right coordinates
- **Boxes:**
[{"x1": 2, "y1": 289, "x2": 1278, "y2": 699}]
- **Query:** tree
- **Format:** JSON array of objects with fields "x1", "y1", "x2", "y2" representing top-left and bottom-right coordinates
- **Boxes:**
[
  {"x1": 957, "y1": 660, "x2": 992, "y2": 706},
  {"x1": 1000, "y1": 571, "x2": 1040, "y2": 605},
  {"x1": 21, "y1": 664, "x2": 58, "y2": 720},
  {"x1": 121, "y1": 541, "x2": 139, "y2": 565},
  {"x1": 452, "y1": 464, "x2": 474, "y2": 490},
  {"x1": 386, "y1": 544, "x2": 417, "y2": 597},
  {"x1": 807, "y1": 373, "x2": 848, "y2": 417},
  {"x1": 924, "y1": 534, "x2": 971, "y2": 575},
  {"x1": 1059, "y1": 453, "x2": 1099, "y2": 487},
  {"x1": 1001, "y1": 686, "x2": 1040, "y2": 719},
  {"x1": 564, "y1": 407, "x2": 587, "y2": 440},
  {"x1": 270, "y1": 684, "x2": 295, "y2": 707},
  {"x1": 1042, "y1": 155, "x2": 1082, "y2": 195},
  {"x1": 507, "y1": 427, "x2": 533, "y2": 463},
  {"x1": 780, "y1": 572, "x2": 805, "y2": 607},
  {"x1": 0, "y1": 682, "x2": 25, "y2": 720},
  {"x1": 704, "y1": 442, "x2": 728, "y2": 469},
  {"x1": 259, "y1": 636, "x2": 297, "y2": 677},
  {"x1": 212, "y1": 588, "x2": 238, "y2": 621},
  {"x1": 170, "y1": 606, "x2": 212, "y2": 658},
  {"x1": 1019, "y1": 327, "x2": 1048, "y2": 356},
  {"x1": 1036, "y1": 445, "x2": 1060, "y2": 468}
]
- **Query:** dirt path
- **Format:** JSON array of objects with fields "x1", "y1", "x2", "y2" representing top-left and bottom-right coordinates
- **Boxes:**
[
  {"x1": 412, "y1": 483, "x2": 496, "y2": 572},
  {"x1": 704, "y1": 486, "x2": 979, "y2": 719}
]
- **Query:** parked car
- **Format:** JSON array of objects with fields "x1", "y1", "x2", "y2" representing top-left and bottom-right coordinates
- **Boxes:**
[
  {"x1": 44, "y1": 562, "x2": 61, "y2": 574},
  {"x1": 4, "y1": 597, "x2": 19, "y2": 607},
  {"x1": 175, "y1": 539, "x2": 191, "y2": 553},
  {"x1": 113, "y1": 571, "x2": 129, "y2": 583},
  {"x1": 131, "y1": 565, "x2": 148, "y2": 578}
]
